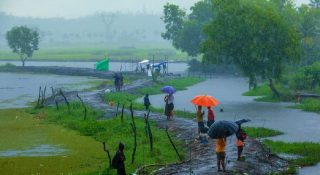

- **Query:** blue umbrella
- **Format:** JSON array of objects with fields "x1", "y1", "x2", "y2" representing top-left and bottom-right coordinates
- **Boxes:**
[
  {"x1": 208, "y1": 120, "x2": 239, "y2": 139},
  {"x1": 161, "y1": 85, "x2": 176, "y2": 94}
]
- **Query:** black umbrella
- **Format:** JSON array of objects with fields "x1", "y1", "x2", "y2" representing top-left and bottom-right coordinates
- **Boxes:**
[{"x1": 207, "y1": 120, "x2": 239, "y2": 139}]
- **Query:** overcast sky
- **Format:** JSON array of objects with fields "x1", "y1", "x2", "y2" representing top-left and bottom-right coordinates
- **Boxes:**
[{"x1": 0, "y1": 0, "x2": 311, "y2": 19}]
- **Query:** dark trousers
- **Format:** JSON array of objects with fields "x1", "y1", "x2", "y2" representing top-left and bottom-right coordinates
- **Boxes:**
[{"x1": 117, "y1": 167, "x2": 126, "y2": 175}]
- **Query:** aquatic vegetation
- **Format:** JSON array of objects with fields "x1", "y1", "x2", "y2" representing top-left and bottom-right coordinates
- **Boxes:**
[
  {"x1": 243, "y1": 127, "x2": 283, "y2": 138},
  {"x1": 264, "y1": 140, "x2": 320, "y2": 167}
]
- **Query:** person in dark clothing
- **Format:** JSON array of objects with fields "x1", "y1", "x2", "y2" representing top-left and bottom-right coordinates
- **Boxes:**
[
  {"x1": 114, "y1": 73, "x2": 120, "y2": 91},
  {"x1": 207, "y1": 106, "x2": 215, "y2": 127},
  {"x1": 144, "y1": 94, "x2": 151, "y2": 110},
  {"x1": 112, "y1": 142, "x2": 126, "y2": 175}
]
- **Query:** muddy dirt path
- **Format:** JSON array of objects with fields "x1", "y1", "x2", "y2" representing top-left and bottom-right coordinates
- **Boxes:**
[{"x1": 46, "y1": 79, "x2": 288, "y2": 175}]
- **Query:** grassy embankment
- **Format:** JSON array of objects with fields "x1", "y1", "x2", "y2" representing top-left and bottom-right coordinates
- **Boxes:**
[
  {"x1": 0, "y1": 47, "x2": 193, "y2": 61},
  {"x1": 244, "y1": 126, "x2": 320, "y2": 173},
  {"x1": 243, "y1": 127, "x2": 283, "y2": 138},
  {"x1": 0, "y1": 103, "x2": 186, "y2": 175},
  {"x1": 244, "y1": 83, "x2": 320, "y2": 113},
  {"x1": 243, "y1": 62, "x2": 320, "y2": 113},
  {"x1": 103, "y1": 77, "x2": 204, "y2": 119}
]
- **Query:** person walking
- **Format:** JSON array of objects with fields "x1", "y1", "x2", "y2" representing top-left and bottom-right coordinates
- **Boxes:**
[
  {"x1": 215, "y1": 138, "x2": 227, "y2": 172},
  {"x1": 112, "y1": 142, "x2": 126, "y2": 175},
  {"x1": 164, "y1": 93, "x2": 174, "y2": 120},
  {"x1": 207, "y1": 106, "x2": 215, "y2": 127},
  {"x1": 114, "y1": 73, "x2": 120, "y2": 91},
  {"x1": 144, "y1": 94, "x2": 151, "y2": 110},
  {"x1": 164, "y1": 94, "x2": 170, "y2": 120},
  {"x1": 196, "y1": 106, "x2": 205, "y2": 134}
]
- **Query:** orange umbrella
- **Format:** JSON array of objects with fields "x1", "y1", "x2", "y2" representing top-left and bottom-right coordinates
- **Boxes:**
[{"x1": 191, "y1": 95, "x2": 219, "y2": 107}]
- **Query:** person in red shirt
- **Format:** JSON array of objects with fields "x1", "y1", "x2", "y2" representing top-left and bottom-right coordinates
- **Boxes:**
[{"x1": 207, "y1": 106, "x2": 215, "y2": 127}]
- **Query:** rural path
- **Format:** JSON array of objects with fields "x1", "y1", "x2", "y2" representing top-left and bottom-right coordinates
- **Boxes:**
[{"x1": 47, "y1": 78, "x2": 288, "y2": 175}]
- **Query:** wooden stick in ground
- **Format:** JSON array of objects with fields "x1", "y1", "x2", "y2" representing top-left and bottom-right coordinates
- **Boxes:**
[
  {"x1": 76, "y1": 93, "x2": 87, "y2": 120},
  {"x1": 145, "y1": 110, "x2": 153, "y2": 152},
  {"x1": 165, "y1": 126, "x2": 182, "y2": 161},
  {"x1": 40, "y1": 86, "x2": 47, "y2": 107},
  {"x1": 115, "y1": 102, "x2": 120, "y2": 117},
  {"x1": 121, "y1": 104, "x2": 125, "y2": 123},
  {"x1": 102, "y1": 142, "x2": 112, "y2": 168},
  {"x1": 36, "y1": 86, "x2": 42, "y2": 108},
  {"x1": 59, "y1": 89, "x2": 70, "y2": 112},
  {"x1": 134, "y1": 159, "x2": 191, "y2": 174},
  {"x1": 130, "y1": 103, "x2": 137, "y2": 164},
  {"x1": 51, "y1": 87, "x2": 59, "y2": 110}
]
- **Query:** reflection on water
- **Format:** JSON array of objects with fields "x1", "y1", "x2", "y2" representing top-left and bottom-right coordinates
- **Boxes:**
[
  {"x1": 0, "y1": 144, "x2": 68, "y2": 157},
  {"x1": 0, "y1": 72, "x2": 103, "y2": 109},
  {"x1": 0, "y1": 61, "x2": 189, "y2": 73}
]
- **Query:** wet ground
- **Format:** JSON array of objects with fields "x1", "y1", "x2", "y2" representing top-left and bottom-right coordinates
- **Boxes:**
[
  {"x1": 43, "y1": 78, "x2": 288, "y2": 175},
  {"x1": 2, "y1": 65, "x2": 319, "y2": 174},
  {"x1": 144, "y1": 76, "x2": 320, "y2": 142}
]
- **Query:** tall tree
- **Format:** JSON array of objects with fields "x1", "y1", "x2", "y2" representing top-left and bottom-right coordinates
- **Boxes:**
[
  {"x1": 161, "y1": 3, "x2": 186, "y2": 48},
  {"x1": 6, "y1": 26, "x2": 39, "y2": 66},
  {"x1": 299, "y1": 5, "x2": 320, "y2": 64},
  {"x1": 202, "y1": 0, "x2": 300, "y2": 92},
  {"x1": 161, "y1": 1, "x2": 213, "y2": 56}
]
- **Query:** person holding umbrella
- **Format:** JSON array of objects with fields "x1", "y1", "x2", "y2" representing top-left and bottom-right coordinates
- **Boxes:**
[
  {"x1": 161, "y1": 86, "x2": 176, "y2": 120},
  {"x1": 196, "y1": 105, "x2": 205, "y2": 134},
  {"x1": 208, "y1": 120, "x2": 239, "y2": 172},
  {"x1": 164, "y1": 93, "x2": 174, "y2": 120},
  {"x1": 216, "y1": 138, "x2": 227, "y2": 172}
]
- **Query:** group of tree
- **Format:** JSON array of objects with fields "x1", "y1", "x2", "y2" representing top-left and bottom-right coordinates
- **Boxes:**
[{"x1": 162, "y1": 0, "x2": 320, "y2": 95}]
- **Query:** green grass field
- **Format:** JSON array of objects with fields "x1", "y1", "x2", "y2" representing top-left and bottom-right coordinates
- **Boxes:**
[
  {"x1": 0, "y1": 108, "x2": 106, "y2": 175},
  {"x1": 0, "y1": 47, "x2": 193, "y2": 61},
  {"x1": 0, "y1": 102, "x2": 186, "y2": 175}
]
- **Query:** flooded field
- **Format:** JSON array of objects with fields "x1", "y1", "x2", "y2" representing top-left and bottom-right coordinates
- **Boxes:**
[{"x1": 0, "y1": 72, "x2": 103, "y2": 109}]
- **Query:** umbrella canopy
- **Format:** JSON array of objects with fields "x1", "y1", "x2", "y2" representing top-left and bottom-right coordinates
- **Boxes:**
[
  {"x1": 191, "y1": 95, "x2": 219, "y2": 107},
  {"x1": 161, "y1": 85, "x2": 176, "y2": 94},
  {"x1": 208, "y1": 120, "x2": 239, "y2": 139}
]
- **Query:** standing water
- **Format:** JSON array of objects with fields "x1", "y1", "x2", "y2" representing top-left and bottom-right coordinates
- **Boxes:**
[
  {"x1": 0, "y1": 72, "x2": 103, "y2": 109},
  {"x1": 0, "y1": 61, "x2": 189, "y2": 74},
  {"x1": 143, "y1": 76, "x2": 320, "y2": 175}
]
